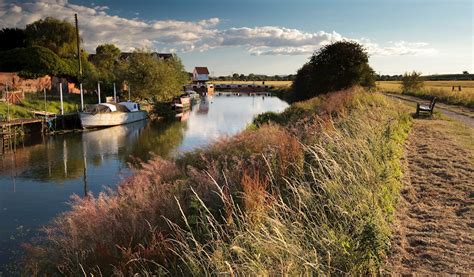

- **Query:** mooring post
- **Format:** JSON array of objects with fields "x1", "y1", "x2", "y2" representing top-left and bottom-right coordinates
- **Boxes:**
[
  {"x1": 6, "y1": 83, "x2": 10, "y2": 122},
  {"x1": 43, "y1": 87, "x2": 47, "y2": 115},
  {"x1": 97, "y1": 82, "x2": 101, "y2": 104},
  {"x1": 59, "y1": 83, "x2": 64, "y2": 115},
  {"x1": 80, "y1": 83, "x2": 84, "y2": 111},
  {"x1": 113, "y1": 82, "x2": 117, "y2": 103}
]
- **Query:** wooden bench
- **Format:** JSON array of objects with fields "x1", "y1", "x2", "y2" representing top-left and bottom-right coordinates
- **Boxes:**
[{"x1": 416, "y1": 97, "x2": 436, "y2": 116}]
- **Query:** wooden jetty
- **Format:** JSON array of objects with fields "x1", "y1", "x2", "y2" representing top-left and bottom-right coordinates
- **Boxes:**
[{"x1": 1, "y1": 118, "x2": 45, "y2": 153}]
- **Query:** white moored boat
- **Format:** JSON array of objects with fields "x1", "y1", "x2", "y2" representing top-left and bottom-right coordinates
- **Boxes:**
[{"x1": 79, "y1": 101, "x2": 147, "y2": 128}]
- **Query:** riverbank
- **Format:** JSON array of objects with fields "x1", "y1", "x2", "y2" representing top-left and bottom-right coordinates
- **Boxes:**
[{"x1": 23, "y1": 88, "x2": 412, "y2": 275}]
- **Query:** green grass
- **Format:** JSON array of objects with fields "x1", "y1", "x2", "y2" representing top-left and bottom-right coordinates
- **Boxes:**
[
  {"x1": 23, "y1": 87, "x2": 412, "y2": 275},
  {"x1": 0, "y1": 94, "x2": 89, "y2": 120}
]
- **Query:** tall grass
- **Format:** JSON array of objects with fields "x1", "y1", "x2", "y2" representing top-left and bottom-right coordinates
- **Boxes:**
[{"x1": 23, "y1": 87, "x2": 412, "y2": 275}]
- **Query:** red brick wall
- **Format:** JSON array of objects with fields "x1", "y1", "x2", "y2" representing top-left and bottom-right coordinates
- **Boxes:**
[{"x1": 0, "y1": 72, "x2": 52, "y2": 93}]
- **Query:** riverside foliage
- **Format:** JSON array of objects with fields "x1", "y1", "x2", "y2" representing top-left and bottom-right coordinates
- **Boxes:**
[{"x1": 24, "y1": 87, "x2": 412, "y2": 275}]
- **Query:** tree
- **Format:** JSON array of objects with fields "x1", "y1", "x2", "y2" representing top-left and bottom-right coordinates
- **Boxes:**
[
  {"x1": 91, "y1": 44, "x2": 122, "y2": 90},
  {"x1": 0, "y1": 46, "x2": 74, "y2": 78},
  {"x1": 124, "y1": 51, "x2": 188, "y2": 101},
  {"x1": 25, "y1": 17, "x2": 77, "y2": 58},
  {"x1": 0, "y1": 28, "x2": 27, "y2": 51},
  {"x1": 290, "y1": 41, "x2": 375, "y2": 102},
  {"x1": 463, "y1": 71, "x2": 469, "y2": 75},
  {"x1": 92, "y1": 44, "x2": 121, "y2": 70},
  {"x1": 401, "y1": 71, "x2": 424, "y2": 93}
]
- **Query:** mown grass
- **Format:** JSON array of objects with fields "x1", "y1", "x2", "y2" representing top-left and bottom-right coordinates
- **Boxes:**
[
  {"x1": 377, "y1": 81, "x2": 474, "y2": 108},
  {"x1": 23, "y1": 87, "x2": 412, "y2": 275}
]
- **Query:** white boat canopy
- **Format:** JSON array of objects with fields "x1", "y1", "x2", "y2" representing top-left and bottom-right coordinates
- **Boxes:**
[{"x1": 99, "y1": 103, "x2": 117, "y2": 112}]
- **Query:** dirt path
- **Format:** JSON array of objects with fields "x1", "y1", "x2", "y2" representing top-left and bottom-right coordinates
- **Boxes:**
[{"x1": 390, "y1": 117, "x2": 474, "y2": 275}]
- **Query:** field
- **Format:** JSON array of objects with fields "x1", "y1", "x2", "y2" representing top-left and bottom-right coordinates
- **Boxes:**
[
  {"x1": 376, "y1": 81, "x2": 474, "y2": 94},
  {"x1": 376, "y1": 81, "x2": 474, "y2": 108},
  {"x1": 212, "y1": 80, "x2": 292, "y2": 88}
]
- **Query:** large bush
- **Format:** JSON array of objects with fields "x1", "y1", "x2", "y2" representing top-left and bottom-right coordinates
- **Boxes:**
[
  {"x1": 289, "y1": 41, "x2": 375, "y2": 102},
  {"x1": 400, "y1": 71, "x2": 424, "y2": 93},
  {"x1": 0, "y1": 46, "x2": 74, "y2": 78}
]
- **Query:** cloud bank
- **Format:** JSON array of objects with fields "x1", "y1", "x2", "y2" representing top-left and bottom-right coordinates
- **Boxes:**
[{"x1": 0, "y1": 0, "x2": 437, "y2": 57}]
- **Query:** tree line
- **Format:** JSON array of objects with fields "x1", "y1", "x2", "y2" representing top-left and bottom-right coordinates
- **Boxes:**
[
  {"x1": 211, "y1": 73, "x2": 295, "y2": 82},
  {"x1": 0, "y1": 17, "x2": 189, "y2": 102}
]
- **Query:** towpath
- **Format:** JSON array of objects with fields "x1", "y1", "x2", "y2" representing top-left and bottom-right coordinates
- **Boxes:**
[{"x1": 388, "y1": 96, "x2": 474, "y2": 275}]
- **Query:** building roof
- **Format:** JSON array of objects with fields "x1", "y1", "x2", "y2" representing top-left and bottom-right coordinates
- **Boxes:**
[{"x1": 194, "y1": 67, "x2": 209, "y2": 74}]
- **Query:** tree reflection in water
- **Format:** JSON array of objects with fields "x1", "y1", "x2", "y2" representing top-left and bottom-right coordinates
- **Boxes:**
[{"x1": 0, "y1": 119, "x2": 187, "y2": 184}]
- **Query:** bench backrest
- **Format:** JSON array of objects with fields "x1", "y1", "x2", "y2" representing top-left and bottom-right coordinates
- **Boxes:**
[{"x1": 430, "y1": 97, "x2": 437, "y2": 109}]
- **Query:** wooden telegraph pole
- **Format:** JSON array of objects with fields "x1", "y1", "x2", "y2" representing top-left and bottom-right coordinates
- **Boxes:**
[{"x1": 75, "y1": 14, "x2": 84, "y2": 111}]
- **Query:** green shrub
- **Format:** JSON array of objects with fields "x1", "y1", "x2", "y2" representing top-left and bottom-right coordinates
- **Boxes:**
[{"x1": 401, "y1": 71, "x2": 424, "y2": 93}]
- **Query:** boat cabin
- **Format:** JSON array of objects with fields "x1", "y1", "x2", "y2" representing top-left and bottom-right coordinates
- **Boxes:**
[
  {"x1": 119, "y1": 101, "x2": 140, "y2": 112},
  {"x1": 84, "y1": 102, "x2": 140, "y2": 113}
]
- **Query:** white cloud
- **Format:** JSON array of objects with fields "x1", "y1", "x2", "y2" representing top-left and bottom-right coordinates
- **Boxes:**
[{"x1": 0, "y1": 0, "x2": 438, "y2": 57}]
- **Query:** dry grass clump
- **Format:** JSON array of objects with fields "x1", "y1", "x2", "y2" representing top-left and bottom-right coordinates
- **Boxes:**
[{"x1": 23, "y1": 87, "x2": 411, "y2": 275}]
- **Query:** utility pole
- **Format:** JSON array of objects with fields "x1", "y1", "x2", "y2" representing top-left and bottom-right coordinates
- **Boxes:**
[{"x1": 74, "y1": 14, "x2": 82, "y2": 79}]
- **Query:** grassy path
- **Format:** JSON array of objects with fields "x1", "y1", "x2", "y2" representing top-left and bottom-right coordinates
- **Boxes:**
[{"x1": 390, "y1": 116, "x2": 474, "y2": 274}]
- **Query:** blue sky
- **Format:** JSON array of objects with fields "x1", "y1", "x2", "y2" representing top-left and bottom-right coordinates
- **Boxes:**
[{"x1": 0, "y1": 0, "x2": 472, "y2": 75}]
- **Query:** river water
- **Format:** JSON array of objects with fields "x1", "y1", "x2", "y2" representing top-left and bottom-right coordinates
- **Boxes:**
[{"x1": 0, "y1": 95, "x2": 288, "y2": 271}]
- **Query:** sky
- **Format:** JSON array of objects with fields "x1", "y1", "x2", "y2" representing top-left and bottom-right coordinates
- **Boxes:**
[{"x1": 0, "y1": 0, "x2": 472, "y2": 75}]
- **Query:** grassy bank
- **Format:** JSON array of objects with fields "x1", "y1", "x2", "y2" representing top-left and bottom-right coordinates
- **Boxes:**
[
  {"x1": 377, "y1": 81, "x2": 474, "y2": 108},
  {"x1": 24, "y1": 88, "x2": 412, "y2": 275},
  {"x1": 0, "y1": 96, "x2": 79, "y2": 119}
]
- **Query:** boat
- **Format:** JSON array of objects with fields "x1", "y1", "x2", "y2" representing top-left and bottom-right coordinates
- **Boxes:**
[
  {"x1": 185, "y1": 90, "x2": 200, "y2": 100},
  {"x1": 171, "y1": 95, "x2": 191, "y2": 111},
  {"x1": 79, "y1": 101, "x2": 147, "y2": 128}
]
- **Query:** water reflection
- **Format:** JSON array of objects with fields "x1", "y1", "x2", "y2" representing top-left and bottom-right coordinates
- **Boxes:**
[{"x1": 0, "y1": 95, "x2": 288, "y2": 270}]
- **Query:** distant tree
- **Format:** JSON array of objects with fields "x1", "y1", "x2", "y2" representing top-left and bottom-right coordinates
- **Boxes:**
[
  {"x1": 124, "y1": 51, "x2": 188, "y2": 101},
  {"x1": 25, "y1": 17, "x2": 77, "y2": 58},
  {"x1": 0, "y1": 28, "x2": 27, "y2": 51},
  {"x1": 290, "y1": 41, "x2": 375, "y2": 102},
  {"x1": 463, "y1": 71, "x2": 469, "y2": 75},
  {"x1": 401, "y1": 71, "x2": 424, "y2": 93}
]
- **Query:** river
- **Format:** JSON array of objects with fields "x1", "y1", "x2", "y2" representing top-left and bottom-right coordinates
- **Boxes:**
[{"x1": 0, "y1": 95, "x2": 288, "y2": 271}]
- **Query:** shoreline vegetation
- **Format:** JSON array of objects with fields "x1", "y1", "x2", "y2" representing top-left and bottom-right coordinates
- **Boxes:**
[{"x1": 23, "y1": 87, "x2": 412, "y2": 275}]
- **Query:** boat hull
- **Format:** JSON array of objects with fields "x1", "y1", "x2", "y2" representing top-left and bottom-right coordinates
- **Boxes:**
[{"x1": 79, "y1": 111, "x2": 147, "y2": 128}]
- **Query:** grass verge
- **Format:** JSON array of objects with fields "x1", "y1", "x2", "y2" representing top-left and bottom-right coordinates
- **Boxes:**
[{"x1": 23, "y1": 87, "x2": 412, "y2": 275}]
